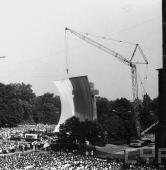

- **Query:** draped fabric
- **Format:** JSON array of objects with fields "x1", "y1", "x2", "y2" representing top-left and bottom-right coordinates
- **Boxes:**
[
  {"x1": 53, "y1": 76, "x2": 94, "y2": 132},
  {"x1": 53, "y1": 79, "x2": 75, "y2": 132},
  {"x1": 69, "y1": 76, "x2": 93, "y2": 121}
]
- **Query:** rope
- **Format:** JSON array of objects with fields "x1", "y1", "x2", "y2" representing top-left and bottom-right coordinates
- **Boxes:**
[
  {"x1": 65, "y1": 29, "x2": 69, "y2": 75},
  {"x1": 76, "y1": 30, "x2": 136, "y2": 46},
  {"x1": 137, "y1": 68, "x2": 147, "y2": 99}
]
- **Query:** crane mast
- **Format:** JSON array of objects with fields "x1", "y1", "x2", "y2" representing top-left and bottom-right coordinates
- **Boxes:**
[
  {"x1": 131, "y1": 66, "x2": 138, "y2": 100},
  {"x1": 65, "y1": 27, "x2": 148, "y2": 138}
]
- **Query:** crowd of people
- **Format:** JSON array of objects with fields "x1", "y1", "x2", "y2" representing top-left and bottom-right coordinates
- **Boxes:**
[
  {"x1": 0, "y1": 124, "x2": 55, "y2": 139},
  {"x1": 0, "y1": 151, "x2": 160, "y2": 170},
  {"x1": 0, "y1": 124, "x2": 54, "y2": 155},
  {"x1": 0, "y1": 140, "x2": 46, "y2": 155},
  {"x1": 0, "y1": 125, "x2": 163, "y2": 169},
  {"x1": 0, "y1": 151, "x2": 122, "y2": 170}
]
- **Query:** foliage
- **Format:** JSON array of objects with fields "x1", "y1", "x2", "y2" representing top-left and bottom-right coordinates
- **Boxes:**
[
  {"x1": 11, "y1": 83, "x2": 36, "y2": 122},
  {"x1": 11, "y1": 83, "x2": 36, "y2": 104},
  {"x1": 0, "y1": 83, "x2": 61, "y2": 127},
  {"x1": 33, "y1": 93, "x2": 61, "y2": 124},
  {"x1": 57, "y1": 116, "x2": 105, "y2": 150},
  {"x1": 139, "y1": 94, "x2": 158, "y2": 130},
  {"x1": 96, "y1": 95, "x2": 158, "y2": 143},
  {"x1": 97, "y1": 97, "x2": 136, "y2": 142},
  {"x1": 0, "y1": 83, "x2": 24, "y2": 127}
]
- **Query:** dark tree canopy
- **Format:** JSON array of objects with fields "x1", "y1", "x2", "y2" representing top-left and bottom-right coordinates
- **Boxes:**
[
  {"x1": 33, "y1": 93, "x2": 61, "y2": 124},
  {"x1": 139, "y1": 94, "x2": 158, "y2": 130},
  {"x1": 96, "y1": 95, "x2": 158, "y2": 143},
  {"x1": 0, "y1": 83, "x2": 24, "y2": 127},
  {"x1": 57, "y1": 116, "x2": 105, "y2": 149},
  {"x1": 0, "y1": 83, "x2": 61, "y2": 127}
]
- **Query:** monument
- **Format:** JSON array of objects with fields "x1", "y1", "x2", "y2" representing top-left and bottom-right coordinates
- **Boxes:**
[{"x1": 53, "y1": 75, "x2": 98, "y2": 132}]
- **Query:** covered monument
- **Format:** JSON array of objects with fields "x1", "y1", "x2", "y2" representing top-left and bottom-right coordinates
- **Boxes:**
[{"x1": 53, "y1": 76, "x2": 98, "y2": 132}]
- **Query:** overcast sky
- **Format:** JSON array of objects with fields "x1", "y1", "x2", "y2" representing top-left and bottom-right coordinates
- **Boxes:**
[{"x1": 0, "y1": 0, "x2": 162, "y2": 100}]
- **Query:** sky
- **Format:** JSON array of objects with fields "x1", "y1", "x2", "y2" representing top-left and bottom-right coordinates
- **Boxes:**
[{"x1": 0, "y1": 0, "x2": 162, "y2": 101}]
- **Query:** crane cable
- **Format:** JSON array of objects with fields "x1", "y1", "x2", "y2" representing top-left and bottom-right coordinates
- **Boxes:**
[
  {"x1": 138, "y1": 72, "x2": 146, "y2": 98},
  {"x1": 65, "y1": 28, "x2": 69, "y2": 75},
  {"x1": 74, "y1": 30, "x2": 137, "y2": 46},
  {"x1": 144, "y1": 64, "x2": 148, "y2": 93},
  {"x1": 137, "y1": 65, "x2": 148, "y2": 99}
]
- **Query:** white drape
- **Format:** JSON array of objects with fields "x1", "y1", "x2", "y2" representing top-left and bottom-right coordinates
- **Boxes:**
[{"x1": 53, "y1": 79, "x2": 75, "y2": 132}]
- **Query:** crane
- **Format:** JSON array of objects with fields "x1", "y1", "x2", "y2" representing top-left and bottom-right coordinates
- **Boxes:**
[
  {"x1": 141, "y1": 121, "x2": 159, "y2": 137},
  {"x1": 65, "y1": 27, "x2": 148, "y2": 138}
]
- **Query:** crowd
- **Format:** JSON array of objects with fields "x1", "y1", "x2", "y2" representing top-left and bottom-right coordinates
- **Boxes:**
[
  {"x1": 0, "y1": 151, "x2": 160, "y2": 170},
  {"x1": 0, "y1": 140, "x2": 46, "y2": 154},
  {"x1": 0, "y1": 124, "x2": 53, "y2": 156},
  {"x1": 0, "y1": 124, "x2": 55, "y2": 139},
  {"x1": 0, "y1": 151, "x2": 122, "y2": 170},
  {"x1": 0, "y1": 125, "x2": 161, "y2": 170}
]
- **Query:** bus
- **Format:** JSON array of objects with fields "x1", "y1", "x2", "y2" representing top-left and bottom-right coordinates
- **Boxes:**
[{"x1": 24, "y1": 133, "x2": 38, "y2": 141}]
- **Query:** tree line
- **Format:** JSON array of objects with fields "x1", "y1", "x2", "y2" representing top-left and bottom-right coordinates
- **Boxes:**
[
  {"x1": 96, "y1": 95, "x2": 158, "y2": 143},
  {"x1": 0, "y1": 83, "x2": 61, "y2": 127}
]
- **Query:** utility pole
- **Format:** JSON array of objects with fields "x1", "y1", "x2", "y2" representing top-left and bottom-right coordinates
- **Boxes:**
[{"x1": 155, "y1": 0, "x2": 166, "y2": 166}]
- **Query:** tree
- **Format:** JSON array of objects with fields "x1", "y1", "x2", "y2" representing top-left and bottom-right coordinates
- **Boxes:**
[
  {"x1": 11, "y1": 83, "x2": 36, "y2": 104},
  {"x1": 11, "y1": 83, "x2": 36, "y2": 123},
  {"x1": 111, "y1": 98, "x2": 133, "y2": 120},
  {"x1": 19, "y1": 100, "x2": 33, "y2": 122},
  {"x1": 57, "y1": 116, "x2": 105, "y2": 150},
  {"x1": 150, "y1": 97, "x2": 158, "y2": 117},
  {"x1": 111, "y1": 98, "x2": 136, "y2": 142},
  {"x1": 57, "y1": 116, "x2": 80, "y2": 150},
  {"x1": 0, "y1": 84, "x2": 24, "y2": 127},
  {"x1": 0, "y1": 82, "x2": 61, "y2": 127},
  {"x1": 139, "y1": 95, "x2": 158, "y2": 133},
  {"x1": 83, "y1": 120, "x2": 105, "y2": 145},
  {"x1": 7, "y1": 100, "x2": 24, "y2": 126},
  {"x1": 96, "y1": 97, "x2": 109, "y2": 123},
  {"x1": 33, "y1": 93, "x2": 61, "y2": 124},
  {"x1": 97, "y1": 97, "x2": 137, "y2": 143},
  {"x1": 140, "y1": 94, "x2": 153, "y2": 130}
]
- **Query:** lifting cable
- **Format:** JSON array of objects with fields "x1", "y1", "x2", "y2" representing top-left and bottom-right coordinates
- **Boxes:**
[
  {"x1": 137, "y1": 69, "x2": 147, "y2": 98},
  {"x1": 65, "y1": 28, "x2": 69, "y2": 75},
  {"x1": 144, "y1": 64, "x2": 148, "y2": 93}
]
